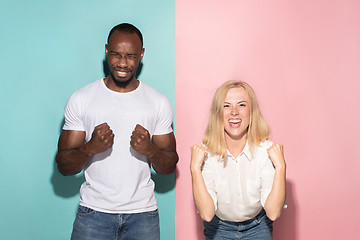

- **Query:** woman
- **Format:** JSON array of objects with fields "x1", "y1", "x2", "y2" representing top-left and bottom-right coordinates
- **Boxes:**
[{"x1": 191, "y1": 81, "x2": 286, "y2": 239}]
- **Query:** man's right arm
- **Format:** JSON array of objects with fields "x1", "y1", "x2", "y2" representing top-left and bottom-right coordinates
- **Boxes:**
[{"x1": 56, "y1": 123, "x2": 114, "y2": 176}]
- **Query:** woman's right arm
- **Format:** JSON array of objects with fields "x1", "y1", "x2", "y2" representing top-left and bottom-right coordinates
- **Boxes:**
[
  {"x1": 190, "y1": 144, "x2": 215, "y2": 222},
  {"x1": 264, "y1": 144, "x2": 286, "y2": 221}
]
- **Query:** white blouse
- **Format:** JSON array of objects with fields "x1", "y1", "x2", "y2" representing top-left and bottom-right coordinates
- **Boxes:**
[{"x1": 202, "y1": 140, "x2": 275, "y2": 222}]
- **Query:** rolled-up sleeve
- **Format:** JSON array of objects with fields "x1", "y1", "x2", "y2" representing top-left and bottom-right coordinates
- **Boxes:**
[
  {"x1": 260, "y1": 158, "x2": 275, "y2": 207},
  {"x1": 201, "y1": 159, "x2": 218, "y2": 211}
]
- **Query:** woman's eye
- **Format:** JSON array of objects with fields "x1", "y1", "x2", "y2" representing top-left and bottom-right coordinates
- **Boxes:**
[{"x1": 224, "y1": 104, "x2": 230, "y2": 108}]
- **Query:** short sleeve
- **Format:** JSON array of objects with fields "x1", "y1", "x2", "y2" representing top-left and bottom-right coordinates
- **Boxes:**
[
  {"x1": 153, "y1": 96, "x2": 173, "y2": 135},
  {"x1": 260, "y1": 158, "x2": 275, "y2": 207},
  {"x1": 202, "y1": 158, "x2": 218, "y2": 211},
  {"x1": 62, "y1": 92, "x2": 85, "y2": 131}
]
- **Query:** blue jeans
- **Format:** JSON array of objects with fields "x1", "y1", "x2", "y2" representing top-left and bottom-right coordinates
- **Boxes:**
[
  {"x1": 71, "y1": 205, "x2": 160, "y2": 240},
  {"x1": 203, "y1": 209, "x2": 273, "y2": 240}
]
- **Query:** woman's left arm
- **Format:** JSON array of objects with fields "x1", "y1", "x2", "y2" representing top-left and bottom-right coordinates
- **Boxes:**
[{"x1": 264, "y1": 144, "x2": 286, "y2": 221}]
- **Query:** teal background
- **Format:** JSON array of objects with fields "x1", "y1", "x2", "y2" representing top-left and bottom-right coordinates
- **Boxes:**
[{"x1": 0, "y1": 0, "x2": 176, "y2": 239}]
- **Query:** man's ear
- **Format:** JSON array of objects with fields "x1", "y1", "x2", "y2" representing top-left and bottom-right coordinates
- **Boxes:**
[
  {"x1": 105, "y1": 44, "x2": 109, "y2": 56},
  {"x1": 140, "y1": 48, "x2": 145, "y2": 60}
]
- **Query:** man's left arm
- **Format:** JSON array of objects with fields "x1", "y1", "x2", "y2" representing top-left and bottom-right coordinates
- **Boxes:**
[{"x1": 130, "y1": 124, "x2": 178, "y2": 174}]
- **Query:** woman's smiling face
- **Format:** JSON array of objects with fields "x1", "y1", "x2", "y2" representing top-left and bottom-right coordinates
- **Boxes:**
[{"x1": 223, "y1": 87, "x2": 251, "y2": 142}]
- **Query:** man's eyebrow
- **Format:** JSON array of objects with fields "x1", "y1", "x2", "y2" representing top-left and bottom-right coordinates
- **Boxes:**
[{"x1": 109, "y1": 51, "x2": 138, "y2": 55}]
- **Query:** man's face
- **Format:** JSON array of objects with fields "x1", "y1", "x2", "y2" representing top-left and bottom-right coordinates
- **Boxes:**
[{"x1": 105, "y1": 31, "x2": 144, "y2": 87}]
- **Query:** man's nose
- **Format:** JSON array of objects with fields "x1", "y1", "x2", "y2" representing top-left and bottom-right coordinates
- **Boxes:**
[{"x1": 117, "y1": 56, "x2": 128, "y2": 67}]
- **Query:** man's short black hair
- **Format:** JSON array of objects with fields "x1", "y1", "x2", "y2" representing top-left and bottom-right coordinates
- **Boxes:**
[{"x1": 107, "y1": 23, "x2": 143, "y2": 47}]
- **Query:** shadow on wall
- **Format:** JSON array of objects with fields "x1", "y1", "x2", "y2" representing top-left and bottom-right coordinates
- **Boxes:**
[
  {"x1": 274, "y1": 180, "x2": 298, "y2": 240},
  {"x1": 194, "y1": 180, "x2": 298, "y2": 239},
  {"x1": 50, "y1": 118, "x2": 85, "y2": 198},
  {"x1": 151, "y1": 171, "x2": 176, "y2": 193},
  {"x1": 51, "y1": 160, "x2": 85, "y2": 198}
]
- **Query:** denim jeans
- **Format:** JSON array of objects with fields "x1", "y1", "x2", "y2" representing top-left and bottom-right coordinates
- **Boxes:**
[
  {"x1": 203, "y1": 209, "x2": 273, "y2": 240},
  {"x1": 71, "y1": 205, "x2": 160, "y2": 240}
]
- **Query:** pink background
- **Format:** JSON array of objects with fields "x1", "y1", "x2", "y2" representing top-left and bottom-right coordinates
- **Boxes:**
[{"x1": 175, "y1": 1, "x2": 360, "y2": 239}]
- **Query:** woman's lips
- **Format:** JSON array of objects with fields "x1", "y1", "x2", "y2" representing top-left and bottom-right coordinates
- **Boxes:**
[{"x1": 228, "y1": 119, "x2": 241, "y2": 128}]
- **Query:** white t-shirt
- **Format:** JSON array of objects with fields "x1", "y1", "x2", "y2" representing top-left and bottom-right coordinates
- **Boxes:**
[
  {"x1": 63, "y1": 79, "x2": 173, "y2": 213},
  {"x1": 202, "y1": 140, "x2": 275, "y2": 222}
]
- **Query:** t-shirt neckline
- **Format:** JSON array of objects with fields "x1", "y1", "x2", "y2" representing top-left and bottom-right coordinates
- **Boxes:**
[{"x1": 101, "y1": 78, "x2": 142, "y2": 95}]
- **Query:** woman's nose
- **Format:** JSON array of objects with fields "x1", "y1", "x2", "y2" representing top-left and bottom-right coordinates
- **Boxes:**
[{"x1": 231, "y1": 107, "x2": 239, "y2": 115}]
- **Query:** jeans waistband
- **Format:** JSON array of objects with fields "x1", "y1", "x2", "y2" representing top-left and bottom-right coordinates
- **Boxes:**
[
  {"x1": 217, "y1": 208, "x2": 266, "y2": 225},
  {"x1": 243, "y1": 208, "x2": 266, "y2": 224}
]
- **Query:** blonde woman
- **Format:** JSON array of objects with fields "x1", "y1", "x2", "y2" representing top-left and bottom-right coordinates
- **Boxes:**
[{"x1": 191, "y1": 81, "x2": 286, "y2": 239}]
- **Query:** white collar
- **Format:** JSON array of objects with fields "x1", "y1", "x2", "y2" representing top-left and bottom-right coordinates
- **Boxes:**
[{"x1": 226, "y1": 141, "x2": 252, "y2": 161}]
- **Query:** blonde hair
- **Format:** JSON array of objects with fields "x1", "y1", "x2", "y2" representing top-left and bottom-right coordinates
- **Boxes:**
[{"x1": 202, "y1": 80, "x2": 271, "y2": 158}]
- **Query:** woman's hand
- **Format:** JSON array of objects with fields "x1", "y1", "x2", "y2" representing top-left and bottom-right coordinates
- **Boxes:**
[
  {"x1": 267, "y1": 144, "x2": 286, "y2": 170},
  {"x1": 265, "y1": 143, "x2": 287, "y2": 221},
  {"x1": 190, "y1": 144, "x2": 215, "y2": 222},
  {"x1": 190, "y1": 144, "x2": 208, "y2": 171}
]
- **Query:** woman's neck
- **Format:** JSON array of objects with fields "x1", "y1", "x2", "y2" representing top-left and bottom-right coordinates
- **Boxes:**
[{"x1": 225, "y1": 135, "x2": 247, "y2": 158}]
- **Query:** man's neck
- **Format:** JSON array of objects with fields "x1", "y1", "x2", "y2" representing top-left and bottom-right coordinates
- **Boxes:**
[{"x1": 104, "y1": 76, "x2": 139, "y2": 93}]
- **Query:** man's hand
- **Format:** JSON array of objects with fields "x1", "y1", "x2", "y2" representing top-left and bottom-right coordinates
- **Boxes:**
[
  {"x1": 130, "y1": 124, "x2": 178, "y2": 174},
  {"x1": 86, "y1": 122, "x2": 115, "y2": 155},
  {"x1": 130, "y1": 124, "x2": 155, "y2": 157}
]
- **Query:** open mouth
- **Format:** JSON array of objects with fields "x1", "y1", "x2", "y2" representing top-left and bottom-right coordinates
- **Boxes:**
[
  {"x1": 116, "y1": 71, "x2": 128, "y2": 77},
  {"x1": 228, "y1": 119, "x2": 241, "y2": 127},
  {"x1": 113, "y1": 68, "x2": 132, "y2": 78}
]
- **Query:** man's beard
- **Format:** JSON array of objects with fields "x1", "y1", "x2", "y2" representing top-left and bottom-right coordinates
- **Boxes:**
[{"x1": 110, "y1": 72, "x2": 135, "y2": 88}]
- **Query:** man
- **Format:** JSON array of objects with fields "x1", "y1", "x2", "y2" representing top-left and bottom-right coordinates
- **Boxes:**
[{"x1": 56, "y1": 23, "x2": 178, "y2": 240}]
